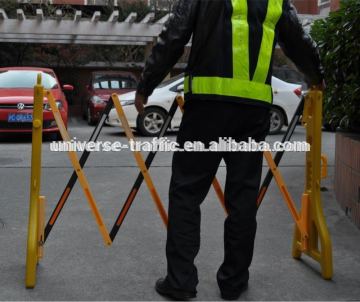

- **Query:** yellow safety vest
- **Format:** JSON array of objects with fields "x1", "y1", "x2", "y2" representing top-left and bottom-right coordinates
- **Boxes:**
[{"x1": 184, "y1": 0, "x2": 284, "y2": 104}]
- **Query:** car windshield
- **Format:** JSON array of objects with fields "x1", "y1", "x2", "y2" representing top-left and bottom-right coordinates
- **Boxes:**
[
  {"x1": 158, "y1": 73, "x2": 184, "y2": 88},
  {"x1": 0, "y1": 70, "x2": 58, "y2": 89},
  {"x1": 93, "y1": 75, "x2": 137, "y2": 90}
]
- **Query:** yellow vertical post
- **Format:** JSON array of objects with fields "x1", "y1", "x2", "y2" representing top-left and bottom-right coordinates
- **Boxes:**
[
  {"x1": 25, "y1": 74, "x2": 44, "y2": 288},
  {"x1": 37, "y1": 196, "x2": 46, "y2": 261},
  {"x1": 292, "y1": 90, "x2": 333, "y2": 279}
]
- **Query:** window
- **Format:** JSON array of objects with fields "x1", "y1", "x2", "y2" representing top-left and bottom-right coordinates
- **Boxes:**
[
  {"x1": 111, "y1": 81, "x2": 120, "y2": 89},
  {"x1": 93, "y1": 75, "x2": 137, "y2": 90},
  {"x1": 99, "y1": 81, "x2": 109, "y2": 89},
  {"x1": 0, "y1": 70, "x2": 58, "y2": 89},
  {"x1": 158, "y1": 73, "x2": 184, "y2": 88}
]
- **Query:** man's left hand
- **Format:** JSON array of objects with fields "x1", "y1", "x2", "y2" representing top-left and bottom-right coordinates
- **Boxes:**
[{"x1": 135, "y1": 92, "x2": 148, "y2": 114}]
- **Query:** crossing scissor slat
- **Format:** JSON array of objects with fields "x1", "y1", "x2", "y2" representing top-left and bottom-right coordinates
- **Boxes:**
[
  {"x1": 112, "y1": 93, "x2": 168, "y2": 227},
  {"x1": 46, "y1": 91, "x2": 112, "y2": 246}
]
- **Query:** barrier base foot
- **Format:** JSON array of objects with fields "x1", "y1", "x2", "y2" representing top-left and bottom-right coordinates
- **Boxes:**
[
  {"x1": 25, "y1": 196, "x2": 46, "y2": 289},
  {"x1": 292, "y1": 226, "x2": 303, "y2": 260},
  {"x1": 292, "y1": 219, "x2": 333, "y2": 280}
]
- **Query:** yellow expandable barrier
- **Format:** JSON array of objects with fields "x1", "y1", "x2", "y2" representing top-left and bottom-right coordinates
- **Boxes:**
[
  {"x1": 25, "y1": 81, "x2": 332, "y2": 289},
  {"x1": 25, "y1": 74, "x2": 45, "y2": 288},
  {"x1": 292, "y1": 90, "x2": 333, "y2": 279}
]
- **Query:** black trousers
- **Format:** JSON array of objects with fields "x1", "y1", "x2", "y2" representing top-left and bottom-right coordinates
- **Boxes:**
[{"x1": 166, "y1": 99, "x2": 270, "y2": 295}]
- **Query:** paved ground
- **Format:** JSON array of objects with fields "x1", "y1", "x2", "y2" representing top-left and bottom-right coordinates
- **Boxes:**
[{"x1": 0, "y1": 118, "x2": 360, "y2": 301}]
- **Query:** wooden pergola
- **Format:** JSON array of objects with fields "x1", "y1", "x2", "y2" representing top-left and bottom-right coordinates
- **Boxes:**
[
  {"x1": 0, "y1": 9, "x2": 170, "y2": 45},
  {"x1": 0, "y1": 8, "x2": 323, "y2": 46}
]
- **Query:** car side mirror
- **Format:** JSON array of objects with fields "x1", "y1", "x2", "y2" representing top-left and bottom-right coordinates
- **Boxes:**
[
  {"x1": 63, "y1": 84, "x2": 74, "y2": 92},
  {"x1": 177, "y1": 84, "x2": 184, "y2": 92}
]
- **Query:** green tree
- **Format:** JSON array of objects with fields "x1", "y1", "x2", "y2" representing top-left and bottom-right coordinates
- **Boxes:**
[{"x1": 311, "y1": 0, "x2": 360, "y2": 131}]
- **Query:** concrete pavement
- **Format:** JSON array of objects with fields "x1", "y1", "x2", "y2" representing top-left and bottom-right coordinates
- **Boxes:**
[{"x1": 0, "y1": 120, "x2": 359, "y2": 301}]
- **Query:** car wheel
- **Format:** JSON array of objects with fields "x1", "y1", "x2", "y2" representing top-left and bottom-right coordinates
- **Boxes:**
[
  {"x1": 137, "y1": 107, "x2": 166, "y2": 137},
  {"x1": 269, "y1": 107, "x2": 285, "y2": 134},
  {"x1": 87, "y1": 107, "x2": 95, "y2": 126}
]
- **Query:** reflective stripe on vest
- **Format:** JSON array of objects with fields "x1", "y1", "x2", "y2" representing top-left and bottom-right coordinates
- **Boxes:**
[{"x1": 185, "y1": 0, "x2": 283, "y2": 104}]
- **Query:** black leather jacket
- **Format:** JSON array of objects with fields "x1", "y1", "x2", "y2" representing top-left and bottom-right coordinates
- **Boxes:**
[{"x1": 137, "y1": 0, "x2": 323, "y2": 105}]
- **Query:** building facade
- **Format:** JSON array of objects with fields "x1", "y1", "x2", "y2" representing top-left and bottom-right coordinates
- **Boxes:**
[
  {"x1": 291, "y1": 0, "x2": 340, "y2": 14},
  {"x1": 330, "y1": 0, "x2": 340, "y2": 11}
]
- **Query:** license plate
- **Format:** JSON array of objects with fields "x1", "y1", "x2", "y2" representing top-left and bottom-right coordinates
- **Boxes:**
[{"x1": 8, "y1": 113, "x2": 33, "y2": 123}]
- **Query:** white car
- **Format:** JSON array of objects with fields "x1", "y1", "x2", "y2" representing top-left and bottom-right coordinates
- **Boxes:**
[{"x1": 106, "y1": 74, "x2": 302, "y2": 135}]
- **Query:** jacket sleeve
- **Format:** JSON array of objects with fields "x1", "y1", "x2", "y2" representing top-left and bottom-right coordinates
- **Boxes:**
[
  {"x1": 277, "y1": 0, "x2": 324, "y2": 85},
  {"x1": 137, "y1": 0, "x2": 199, "y2": 97}
]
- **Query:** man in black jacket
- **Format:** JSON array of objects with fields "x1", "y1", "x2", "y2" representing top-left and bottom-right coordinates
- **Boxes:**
[{"x1": 135, "y1": 0, "x2": 324, "y2": 300}]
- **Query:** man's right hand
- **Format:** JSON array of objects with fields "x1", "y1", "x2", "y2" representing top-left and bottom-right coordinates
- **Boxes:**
[
  {"x1": 312, "y1": 80, "x2": 326, "y2": 91},
  {"x1": 135, "y1": 92, "x2": 148, "y2": 114}
]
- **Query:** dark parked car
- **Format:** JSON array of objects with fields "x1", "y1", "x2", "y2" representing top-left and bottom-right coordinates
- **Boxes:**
[{"x1": 84, "y1": 71, "x2": 138, "y2": 125}]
